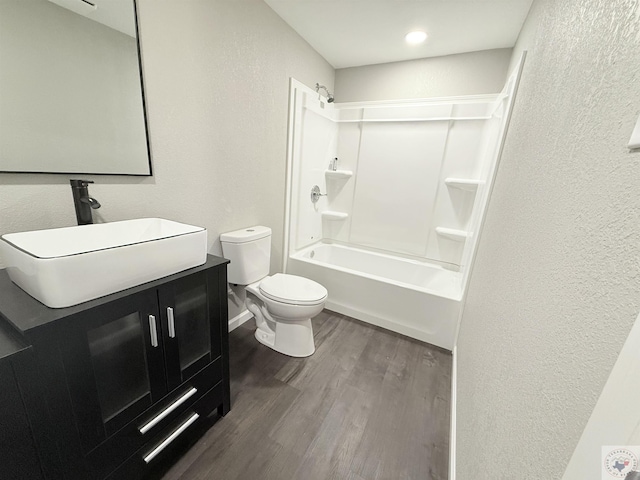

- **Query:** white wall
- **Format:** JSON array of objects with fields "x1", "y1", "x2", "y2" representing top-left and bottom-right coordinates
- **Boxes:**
[
  {"x1": 455, "y1": 0, "x2": 640, "y2": 478},
  {"x1": 334, "y1": 48, "x2": 512, "y2": 103},
  {"x1": 289, "y1": 84, "x2": 338, "y2": 251},
  {"x1": 0, "y1": 0, "x2": 334, "y2": 320},
  {"x1": 349, "y1": 119, "x2": 449, "y2": 257},
  {"x1": 288, "y1": 96, "x2": 504, "y2": 269}
]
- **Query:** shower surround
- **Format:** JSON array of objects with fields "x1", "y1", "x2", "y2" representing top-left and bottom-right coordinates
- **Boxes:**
[{"x1": 284, "y1": 64, "x2": 522, "y2": 350}]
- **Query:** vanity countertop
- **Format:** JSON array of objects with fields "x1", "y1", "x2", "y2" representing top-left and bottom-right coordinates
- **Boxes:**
[
  {"x1": 0, "y1": 254, "x2": 229, "y2": 335},
  {"x1": 0, "y1": 317, "x2": 29, "y2": 362}
]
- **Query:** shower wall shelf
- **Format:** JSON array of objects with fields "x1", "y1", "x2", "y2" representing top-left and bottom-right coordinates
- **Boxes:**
[
  {"x1": 321, "y1": 211, "x2": 349, "y2": 221},
  {"x1": 444, "y1": 178, "x2": 483, "y2": 192},
  {"x1": 325, "y1": 170, "x2": 353, "y2": 179},
  {"x1": 435, "y1": 227, "x2": 469, "y2": 242}
]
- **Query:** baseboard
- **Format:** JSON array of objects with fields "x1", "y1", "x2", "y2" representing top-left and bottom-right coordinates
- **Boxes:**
[
  {"x1": 228, "y1": 309, "x2": 253, "y2": 332},
  {"x1": 449, "y1": 346, "x2": 457, "y2": 480},
  {"x1": 325, "y1": 301, "x2": 454, "y2": 351}
]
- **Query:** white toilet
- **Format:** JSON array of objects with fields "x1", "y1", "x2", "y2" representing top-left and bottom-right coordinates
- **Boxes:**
[{"x1": 220, "y1": 226, "x2": 327, "y2": 357}]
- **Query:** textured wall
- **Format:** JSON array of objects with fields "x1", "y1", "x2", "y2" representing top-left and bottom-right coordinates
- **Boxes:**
[
  {"x1": 334, "y1": 48, "x2": 512, "y2": 103},
  {"x1": 0, "y1": 0, "x2": 333, "y2": 301},
  {"x1": 456, "y1": 0, "x2": 640, "y2": 478}
]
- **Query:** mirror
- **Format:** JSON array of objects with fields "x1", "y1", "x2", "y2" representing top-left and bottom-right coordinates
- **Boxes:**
[{"x1": 0, "y1": 0, "x2": 151, "y2": 175}]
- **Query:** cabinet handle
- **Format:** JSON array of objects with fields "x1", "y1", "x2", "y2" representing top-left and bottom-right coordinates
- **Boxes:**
[
  {"x1": 143, "y1": 412, "x2": 200, "y2": 464},
  {"x1": 167, "y1": 306, "x2": 176, "y2": 338},
  {"x1": 138, "y1": 387, "x2": 198, "y2": 434},
  {"x1": 149, "y1": 315, "x2": 158, "y2": 348}
]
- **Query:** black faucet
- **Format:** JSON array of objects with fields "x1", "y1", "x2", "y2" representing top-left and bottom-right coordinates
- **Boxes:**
[{"x1": 70, "y1": 179, "x2": 101, "y2": 225}]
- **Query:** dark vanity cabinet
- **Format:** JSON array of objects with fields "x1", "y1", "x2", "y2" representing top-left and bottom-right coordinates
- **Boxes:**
[
  {"x1": 0, "y1": 255, "x2": 230, "y2": 480},
  {"x1": 0, "y1": 323, "x2": 49, "y2": 480}
]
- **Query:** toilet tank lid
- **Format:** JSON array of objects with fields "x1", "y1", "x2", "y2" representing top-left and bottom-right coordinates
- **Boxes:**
[{"x1": 220, "y1": 226, "x2": 271, "y2": 244}]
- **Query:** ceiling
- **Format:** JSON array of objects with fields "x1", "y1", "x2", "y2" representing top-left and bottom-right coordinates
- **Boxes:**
[{"x1": 264, "y1": 0, "x2": 534, "y2": 69}]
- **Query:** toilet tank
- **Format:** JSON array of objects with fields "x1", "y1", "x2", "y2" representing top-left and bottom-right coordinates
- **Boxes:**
[{"x1": 220, "y1": 226, "x2": 271, "y2": 285}]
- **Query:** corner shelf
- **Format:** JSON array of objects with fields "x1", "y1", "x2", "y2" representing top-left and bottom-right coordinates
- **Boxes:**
[
  {"x1": 435, "y1": 227, "x2": 469, "y2": 242},
  {"x1": 444, "y1": 178, "x2": 483, "y2": 192},
  {"x1": 325, "y1": 170, "x2": 354, "y2": 179},
  {"x1": 321, "y1": 211, "x2": 349, "y2": 221}
]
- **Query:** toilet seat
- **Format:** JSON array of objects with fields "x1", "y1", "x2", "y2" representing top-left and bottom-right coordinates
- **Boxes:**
[{"x1": 259, "y1": 273, "x2": 327, "y2": 306}]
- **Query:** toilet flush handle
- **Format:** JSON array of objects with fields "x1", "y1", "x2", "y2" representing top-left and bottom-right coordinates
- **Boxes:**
[{"x1": 310, "y1": 185, "x2": 327, "y2": 203}]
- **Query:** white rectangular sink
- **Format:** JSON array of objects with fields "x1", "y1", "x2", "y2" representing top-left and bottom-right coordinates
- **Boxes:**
[{"x1": 0, "y1": 218, "x2": 207, "y2": 308}]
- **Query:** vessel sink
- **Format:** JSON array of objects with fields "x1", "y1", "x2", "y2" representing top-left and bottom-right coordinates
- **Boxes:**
[{"x1": 0, "y1": 218, "x2": 207, "y2": 308}]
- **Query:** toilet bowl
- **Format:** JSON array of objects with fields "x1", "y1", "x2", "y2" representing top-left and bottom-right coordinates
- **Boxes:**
[
  {"x1": 246, "y1": 274, "x2": 326, "y2": 357},
  {"x1": 220, "y1": 226, "x2": 327, "y2": 357}
]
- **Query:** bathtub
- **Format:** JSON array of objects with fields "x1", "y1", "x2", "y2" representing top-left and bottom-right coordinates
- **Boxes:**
[{"x1": 287, "y1": 243, "x2": 462, "y2": 350}]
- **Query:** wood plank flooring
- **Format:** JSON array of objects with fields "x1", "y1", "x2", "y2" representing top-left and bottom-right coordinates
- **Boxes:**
[{"x1": 155, "y1": 310, "x2": 452, "y2": 480}]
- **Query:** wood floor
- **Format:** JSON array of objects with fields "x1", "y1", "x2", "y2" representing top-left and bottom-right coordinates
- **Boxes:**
[{"x1": 156, "y1": 310, "x2": 452, "y2": 480}]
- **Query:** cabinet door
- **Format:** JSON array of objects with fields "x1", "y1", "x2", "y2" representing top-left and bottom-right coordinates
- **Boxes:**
[
  {"x1": 0, "y1": 360, "x2": 45, "y2": 480},
  {"x1": 59, "y1": 289, "x2": 167, "y2": 452},
  {"x1": 159, "y1": 270, "x2": 221, "y2": 390}
]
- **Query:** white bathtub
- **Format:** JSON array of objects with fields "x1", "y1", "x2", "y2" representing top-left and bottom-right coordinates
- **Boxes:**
[{"x1": 287, "y1": 243, "x2": 462, "y2": 350}]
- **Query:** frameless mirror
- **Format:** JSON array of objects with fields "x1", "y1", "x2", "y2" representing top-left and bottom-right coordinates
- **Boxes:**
[{"x1": 0, "y1": 0, "x2": 151, "y2": 175}]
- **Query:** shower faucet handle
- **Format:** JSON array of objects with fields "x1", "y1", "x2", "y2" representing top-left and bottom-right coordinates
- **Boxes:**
[{"x1": 310, "y1": 185, "x2": 327, "y2": 203}]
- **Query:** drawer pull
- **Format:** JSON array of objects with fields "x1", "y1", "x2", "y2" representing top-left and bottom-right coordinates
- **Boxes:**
[
  {"x1": 149, "y1": 315, "x2": 158, "y2": 348},
  {"x1": 139, "y1": 387, "x2": 198, "y2": 434},
  {"x1": 167, "y1": 307, "x2": 176, "y2": 338},
  {"x1": 143, "y1": 412, "x2": 200, "y2": 464}
]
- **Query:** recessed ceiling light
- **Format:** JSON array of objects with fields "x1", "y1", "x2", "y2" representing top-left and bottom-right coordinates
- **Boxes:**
[{"x1": 405, "y1": 31, "x2": 428, "y2": 45}]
